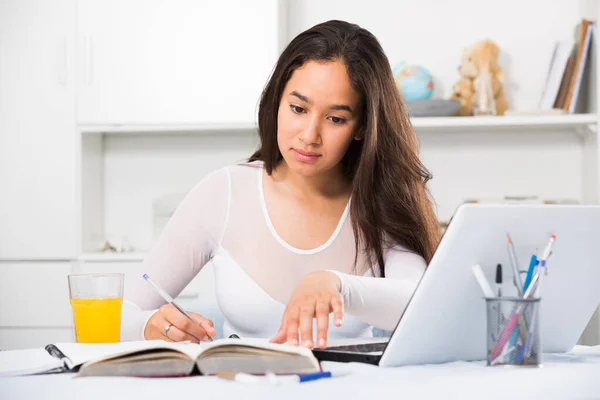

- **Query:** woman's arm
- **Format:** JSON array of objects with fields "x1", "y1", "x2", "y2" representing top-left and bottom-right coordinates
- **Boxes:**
[
  {"x1": 330, "y1": 246, "x2": 427, "y2": 331},
  {"x1": 120, "y1": 168, "x2": 230, "y2": 341}
]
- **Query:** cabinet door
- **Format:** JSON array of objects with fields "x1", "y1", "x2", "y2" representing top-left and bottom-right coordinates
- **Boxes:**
[
  {"x1": 0, "y1": 263, "x2": 73, "y2": 329},
  {"x1": 0, "y1": 0, "x2": 77, "y2": 259},
  {"x1": 0, "y1": 328, "x2": 74, "y2": 351},
  {"x1": 0, "y1": 262, "x2": 74, "y2": 350},
  {"x1": 77, "y1": 0, "x2": 280, "y2": 125}
]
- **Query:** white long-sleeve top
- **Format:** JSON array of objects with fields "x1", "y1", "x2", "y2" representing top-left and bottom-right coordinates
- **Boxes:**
[{"x1": 121, "y1": 161, "x2": 426, "y2": 341}]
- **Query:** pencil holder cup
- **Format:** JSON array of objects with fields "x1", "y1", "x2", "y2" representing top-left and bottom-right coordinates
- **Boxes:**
[{"x1": 485, "y1": 297, "x2": 541, "y2": 367}]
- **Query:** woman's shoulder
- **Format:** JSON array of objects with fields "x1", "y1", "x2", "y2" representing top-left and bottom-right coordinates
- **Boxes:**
[
  {"x1": 197, "y1": 160, "x2": 263, "y2": 185},
  {"x1": 227, "y1": 159, "x2": 264, "y2": 175}
]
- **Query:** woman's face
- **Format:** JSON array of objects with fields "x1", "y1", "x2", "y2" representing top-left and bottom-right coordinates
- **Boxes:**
[{"x1": 276, "y1": 60, "x2": 361, "y2": 178}]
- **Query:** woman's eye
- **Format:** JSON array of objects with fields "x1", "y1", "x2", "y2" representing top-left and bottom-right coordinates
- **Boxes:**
[
  {"x1": 329, "y1": 116, "x2": 346, "y2": 125},
  {"x1": 290, "y1": 105, "x2": 306, "y2": 114}
]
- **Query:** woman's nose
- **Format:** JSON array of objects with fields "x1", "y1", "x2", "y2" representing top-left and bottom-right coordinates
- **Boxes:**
[{"x1": 299, "y1": 117, "x2": 321, "y2": 145}]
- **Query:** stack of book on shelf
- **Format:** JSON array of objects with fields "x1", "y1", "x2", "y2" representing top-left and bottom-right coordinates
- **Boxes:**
[{"x1": 538, "y1": 19, "x2": 595, "y2": 114}]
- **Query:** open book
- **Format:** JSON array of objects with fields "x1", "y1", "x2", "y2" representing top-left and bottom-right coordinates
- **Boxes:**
[{"x1": 0, "y1": 339, "x2": 321, "y2": 378}]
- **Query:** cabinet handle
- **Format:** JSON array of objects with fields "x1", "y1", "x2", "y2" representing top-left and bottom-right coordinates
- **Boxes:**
[
  {"x1": 86, "y1": 35, "x2": 94, "y2": 85},
  {"x1": 57, "y1": 37, "x2": 67, "y2": 86}
]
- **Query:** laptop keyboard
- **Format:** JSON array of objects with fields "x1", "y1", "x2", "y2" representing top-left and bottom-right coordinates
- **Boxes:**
[{"x1": 324, "y1": 342, "x2": 388, "y2": 353}]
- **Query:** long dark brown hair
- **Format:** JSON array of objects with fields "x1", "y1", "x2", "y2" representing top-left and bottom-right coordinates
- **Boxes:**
[{"x1": 249, "y1": 20, "x2": 440, "y2": 276}]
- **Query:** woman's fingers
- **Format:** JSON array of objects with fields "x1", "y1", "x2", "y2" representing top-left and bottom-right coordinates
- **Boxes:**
[
  {"x1": 286, "y1": 307, "x2": 300, "y2": 346},
  {"x1": 146, "y1": 314, "x2": 196, "y2": 342},
  {"x1": 273, "y1": 292, "x2": 345, "y2": 349},
  {"x1": 299, "y1": 303, "x2": 315, "y2": 348},
  {"x1": 163, "y1": 309, "x2": 206, "y2": 341},
  {"x1": 162, "y1": 322, "x2": 200, "y2": 343},
  {"x1": 144, "y1": 305, "x2": 215, "y2": 342},
  {"x1": 315, "y1": 300, "x2": 330, "y2": 349},
  {"x1": 331, "y1": 294, "x2": 344, "y2": 327},
  {"x1": 193, "y1": 314, "x2": 217, "y2": 339}
]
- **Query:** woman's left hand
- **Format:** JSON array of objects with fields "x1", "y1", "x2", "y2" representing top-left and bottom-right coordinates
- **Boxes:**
[{"x1": 270, "y1": 271, "x2": 344, "y2": 349}]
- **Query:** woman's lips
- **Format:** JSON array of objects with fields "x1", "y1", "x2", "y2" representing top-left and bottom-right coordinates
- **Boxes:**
[{"x1": 292, "y1": 149, "x2": 321, "y2": 163}]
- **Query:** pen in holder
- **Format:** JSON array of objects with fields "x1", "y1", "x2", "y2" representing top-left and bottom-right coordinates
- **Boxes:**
[{"x1": 485, "y1": 296, "x2": 541, "y2": 367}]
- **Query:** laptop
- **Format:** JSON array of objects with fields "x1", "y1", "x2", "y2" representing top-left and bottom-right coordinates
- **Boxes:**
[{"x1": 312, "y1": 204, "x2": 600, "y2": 366}]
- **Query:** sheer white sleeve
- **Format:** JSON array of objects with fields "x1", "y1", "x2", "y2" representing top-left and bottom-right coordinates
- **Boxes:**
[
  {"x1": 329, "y1": 246, "x2": 426, "y2": 331},
  {"x1": 120, "y1": 168, "x2": 230, "y2": 341}
]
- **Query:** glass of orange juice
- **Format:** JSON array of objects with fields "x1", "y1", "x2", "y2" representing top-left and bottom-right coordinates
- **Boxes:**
[{"x1": 68, "y1": 273, "x2": 124, "y2": 343}]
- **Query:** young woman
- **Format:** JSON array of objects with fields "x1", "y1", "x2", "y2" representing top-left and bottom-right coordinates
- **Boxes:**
[{"x1": 121, "y1": 20, "x2": 440, "y2": 350}]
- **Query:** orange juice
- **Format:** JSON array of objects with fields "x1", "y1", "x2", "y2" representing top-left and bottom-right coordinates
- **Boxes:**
[{"x1": 70, "y1": 297, "x2": 123, "y2": 343}]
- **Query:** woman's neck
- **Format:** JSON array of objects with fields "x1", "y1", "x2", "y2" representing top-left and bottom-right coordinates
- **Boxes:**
[{"x1": 270, "y1": 161, "x2": 351, "y2": 200}]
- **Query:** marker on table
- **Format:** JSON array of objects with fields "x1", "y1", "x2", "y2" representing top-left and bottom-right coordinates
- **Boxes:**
[{"x1": 142, "y1": 273, "x2": 213, "y2": 342}]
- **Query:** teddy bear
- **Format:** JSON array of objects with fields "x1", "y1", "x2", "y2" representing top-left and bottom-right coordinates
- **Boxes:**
[{"x1": 450, "y1": 40, "x2": 509, "y2": 116}]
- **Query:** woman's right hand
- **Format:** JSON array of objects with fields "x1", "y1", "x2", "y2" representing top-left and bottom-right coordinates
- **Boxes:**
[{"x1": 144, "y1": 304, "x2": 216, "y2": 343}]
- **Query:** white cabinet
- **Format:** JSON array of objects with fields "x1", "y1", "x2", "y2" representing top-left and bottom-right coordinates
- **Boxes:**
[
  {"x1": 74, "y1": 260, "x2": 146, "y2": 296},
  {"x1": 0, "y1": 262, "x2": 74, "y2": 350},
  {"x1": 0, "y1": 328, "x2": 74, "y2": 351},
  {"x1": 74, "y1": 258, "x2": 216, "y2": 303},
  {"x1": 0, "y1": 263, "x2": 73, "y2": 327},
  {"x1": 0, "y1": 0, "x2": 78, "y2": 260},
  {"x1": 76, "y1": 0, "x2": 281, "y2": 125}
]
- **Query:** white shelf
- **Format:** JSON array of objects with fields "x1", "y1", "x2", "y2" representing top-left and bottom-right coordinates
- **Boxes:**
[
  {"x1": 78, "y1": 252, "x2": 148, "y2": 262},
  {"x1": 412, "y1": 114, "x2": 597, "y2": 134},
  {"x1": 78, "y1": 114, "x2": 597, "y2": 136},
  {"x1": 79, "y1": 122, "x2": 257, "y2": 135}
]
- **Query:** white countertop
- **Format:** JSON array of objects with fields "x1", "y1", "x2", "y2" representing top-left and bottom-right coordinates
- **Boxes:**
[{"x1": 1, "y1": 346, "x2": 599, "y2": 399}]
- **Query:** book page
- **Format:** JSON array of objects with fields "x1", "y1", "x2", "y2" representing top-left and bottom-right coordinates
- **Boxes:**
[
  {"x1": 200, "y1": 338, "x2": 316, "y2": 358},
  {"x1": 0, "y1": 348, "x2": 64, "y2": 377},
  {"x1": 56, "y1": 338, "x2": 314, "y2": 368},
  {"x1": 193, "y1": 338, "x2": 320, "y2": 375},
  {"x1": 56, "y1": 340, "x2": 188, "y2": 367}
]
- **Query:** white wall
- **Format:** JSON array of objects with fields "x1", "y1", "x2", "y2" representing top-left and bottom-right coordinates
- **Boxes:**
[
  {"x1": 102, "y1": 132, "x2": 260, "y2": 252},
  {"x1": 287, "y1": 0, "x2": 583, "y2": 111},
  {"x1": 285, "y1": 0, "x2": 588, "y2": 221},
  {"x1": 98, "y1": 0, "x2": 590, "y2": 238},
  {"x1": 420, "y1": 131, "x2": 583, "y2": 221}
]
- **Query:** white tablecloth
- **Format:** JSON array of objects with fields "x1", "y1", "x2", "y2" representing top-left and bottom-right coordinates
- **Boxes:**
[{"x1": 1, "y1": 346, "x2": 599, "y2": 400}]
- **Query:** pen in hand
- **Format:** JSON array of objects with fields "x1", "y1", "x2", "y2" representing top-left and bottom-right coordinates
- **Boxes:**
[{"x1": 142, "y1": 273, "x2": 213, "y2": 342}]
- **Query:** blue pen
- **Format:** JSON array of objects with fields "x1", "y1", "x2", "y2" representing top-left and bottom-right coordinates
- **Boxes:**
[
  {"x1": 509, "y1": 250, "x2": 539, "y2": 361},
  {"x1": 509, "y1": 250, "x2": 538, "y2": 360},
  {"x1": 296, "y1": 370, "x2": 349, "y2": 383},
  {"x1": 515, "y1": 237, "x2": 555, "y2": 363},
  {"x1": 522, "y1": 249, "x2": 538, "y2": 292},
  {"x1": 220, "y1": 370, "x2": 350, "y2": 385}
]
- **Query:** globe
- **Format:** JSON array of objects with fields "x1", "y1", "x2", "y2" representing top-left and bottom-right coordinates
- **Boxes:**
[{"x1": 392, "y1": 62, "x2": 434, "y2": 102}]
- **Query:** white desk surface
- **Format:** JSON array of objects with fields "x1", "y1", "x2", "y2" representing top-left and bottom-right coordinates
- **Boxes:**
[{"x1": 1, "y1": 346, "x2": 599, "y2": 400}]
